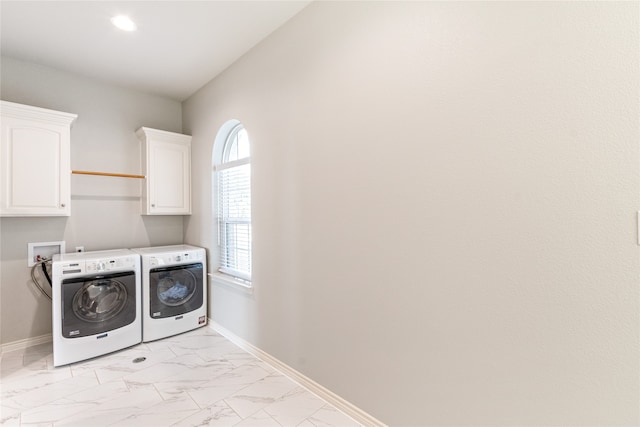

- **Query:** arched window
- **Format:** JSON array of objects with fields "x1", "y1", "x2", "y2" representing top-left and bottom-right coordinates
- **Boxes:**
[{"x1": 214, "y1": 122, "x2": 251, "y2": 282}]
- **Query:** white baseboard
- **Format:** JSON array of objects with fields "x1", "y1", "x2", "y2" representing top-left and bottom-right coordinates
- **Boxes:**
[
  {"x1": 1, "y1": 333, "x2": 52, "y2": 355},
  {"x1": 209, "y1": 321, "x2": 386, "y2": 427}
]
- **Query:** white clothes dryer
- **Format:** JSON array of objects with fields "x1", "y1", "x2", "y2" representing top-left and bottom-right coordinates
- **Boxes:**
[
  {"x1": 131, "y1": 245, "x2": 207, "y2": 342},
  {"x1": 51, "y1": 249, "x2": 141, "y2": 367}
]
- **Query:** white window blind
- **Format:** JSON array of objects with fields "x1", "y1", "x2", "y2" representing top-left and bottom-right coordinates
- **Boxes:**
[{"x1": 216, "y1": 158, "x2": 251, "y2": 281}]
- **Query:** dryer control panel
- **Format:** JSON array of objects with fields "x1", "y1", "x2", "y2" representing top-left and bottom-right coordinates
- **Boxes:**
[{"x1": 148, "y1": 250, "x2": 204, "y2": 267}]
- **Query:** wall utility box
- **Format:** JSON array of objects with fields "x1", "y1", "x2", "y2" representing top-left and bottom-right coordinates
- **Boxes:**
[{"x1": 27, "y1": 241, "x2": 65, "y2": 266}]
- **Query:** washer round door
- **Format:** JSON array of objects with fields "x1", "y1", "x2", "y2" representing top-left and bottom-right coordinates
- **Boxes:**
[
  {"x1": 61, "y1": 271, "x2": 137, "y2": 338},
  {"x1": 149, "y1": 263, "x2": 204, "y2": 318},
  {"x1": 73, "y1": 279, "x2": 128, "y2": 322}
]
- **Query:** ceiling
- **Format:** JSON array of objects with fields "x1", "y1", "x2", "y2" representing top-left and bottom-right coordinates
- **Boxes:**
[{"x1": 0, "y1": 1, "x2": 311, "y2": 101}]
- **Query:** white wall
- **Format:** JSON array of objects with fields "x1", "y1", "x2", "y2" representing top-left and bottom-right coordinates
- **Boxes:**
[
  {"x1": 183, "y1": 2, "x2": 639, "y2": 425},
  {"x1": 0, "y1": 57, "x2": 184, "y2": 345}
]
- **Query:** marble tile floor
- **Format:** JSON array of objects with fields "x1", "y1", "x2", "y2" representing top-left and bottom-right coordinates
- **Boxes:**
[{"x1": 0, "y1": 327, "x2": 361, "y2": 427}]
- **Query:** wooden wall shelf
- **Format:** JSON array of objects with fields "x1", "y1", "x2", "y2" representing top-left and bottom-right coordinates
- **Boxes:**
[{"x1": 72, "y1": 170, "x2": 145, "y2": 179}]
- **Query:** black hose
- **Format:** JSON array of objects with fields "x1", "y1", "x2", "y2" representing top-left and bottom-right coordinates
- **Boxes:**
[{"x1": 41, "y1": 260, "x2": 52, "y2": 287}]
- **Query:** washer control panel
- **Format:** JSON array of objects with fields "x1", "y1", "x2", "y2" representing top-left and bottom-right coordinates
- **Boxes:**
[
  {"x1": 86, "y1": 256, "x2": 137, "y2": 273},
  {"x1": 59, "y1": 260, "x2": 86, "y2": 275},
  {"x1": 59, "y1": 256, "x2": 137, "y2": 275}
]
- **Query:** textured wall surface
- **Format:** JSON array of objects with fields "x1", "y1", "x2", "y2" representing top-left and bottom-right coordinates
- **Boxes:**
[{"x1": 183, "y1": 2, "x2": 639, "y2": 425}]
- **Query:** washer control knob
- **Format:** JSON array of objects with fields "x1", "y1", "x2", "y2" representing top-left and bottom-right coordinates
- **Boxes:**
[
  {"x1": 97, "y1": 261, "x2": 106, "y2": 271},
  {"x1": 176, "y1": 255, "x2": 182, "y2": 262}
]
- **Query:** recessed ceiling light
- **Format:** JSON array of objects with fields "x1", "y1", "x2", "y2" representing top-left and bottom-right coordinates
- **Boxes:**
[{"x1": 111, "y1": 15, "x2": 137, "y2": 32}]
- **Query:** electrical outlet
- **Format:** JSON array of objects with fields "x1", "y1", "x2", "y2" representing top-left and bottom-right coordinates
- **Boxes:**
[{"x1": 27, "y1": 241, "x2": 65, "y2": 266}]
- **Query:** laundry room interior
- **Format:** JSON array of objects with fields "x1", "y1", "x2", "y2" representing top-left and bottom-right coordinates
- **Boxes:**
[{"x1": 0, "y1": 1, "x2": 639, "y2": 426}]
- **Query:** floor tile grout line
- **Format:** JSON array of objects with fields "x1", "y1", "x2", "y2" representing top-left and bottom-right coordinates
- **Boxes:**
[
  {"x1": 1, "y1": 328, "x2": 357, "y2": 427},
  {"x1": 220, "y1": 397, "x2": 247, "y2": 424}
]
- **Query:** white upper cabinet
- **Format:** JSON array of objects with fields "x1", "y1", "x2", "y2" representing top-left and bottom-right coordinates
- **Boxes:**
[
  {"x1": 0, "y1": 101, "x2": 77, "y2": 216},
  {"x1": 136, "y1": 127, "x2": 192, "y2": 215}
]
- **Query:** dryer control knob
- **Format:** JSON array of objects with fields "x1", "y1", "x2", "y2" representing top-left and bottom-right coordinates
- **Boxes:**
[
  {"x1": 176, "y1": 255, "x2": 182, "y2": 262},
  {"x1": 97, "y1": 261, "x2": 106, "y2": 271}
]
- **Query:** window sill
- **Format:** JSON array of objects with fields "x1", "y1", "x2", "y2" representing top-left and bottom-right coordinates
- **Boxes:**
[{"x1": 209, "y1": 272, "x2": 254, "y2": 294}]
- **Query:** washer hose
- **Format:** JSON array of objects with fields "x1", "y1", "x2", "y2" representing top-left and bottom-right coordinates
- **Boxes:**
[{"x1": 30, "y1": 259, "x2": 52, "y2": 300}]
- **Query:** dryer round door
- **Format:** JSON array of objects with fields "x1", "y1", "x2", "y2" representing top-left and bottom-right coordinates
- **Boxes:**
[
  {"x1": 149, "y1": 263, "x2": 204, "y2": 318},
  {"x1": 61, "y1": 271, "x2": 137, "y2": 338},
  {"x1": 156, "y1": 269, "x2": 196, "y2": 306}
]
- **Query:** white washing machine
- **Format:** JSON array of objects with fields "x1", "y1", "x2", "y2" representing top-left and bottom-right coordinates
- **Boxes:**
[
  {"x1": 51, "y1": 249, "x2": 141, "y2": 367},
  {"x1": 132, "y1": 244, "x2": 207, "y2": 342}
]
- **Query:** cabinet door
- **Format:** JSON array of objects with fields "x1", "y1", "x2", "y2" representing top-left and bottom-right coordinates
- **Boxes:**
[
  {"x1": 147, "y1": 139, "x2": 191, "y2": 214},
  {"x1": 0, "y1": 116, "x2": 71, "y2": 216}
]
